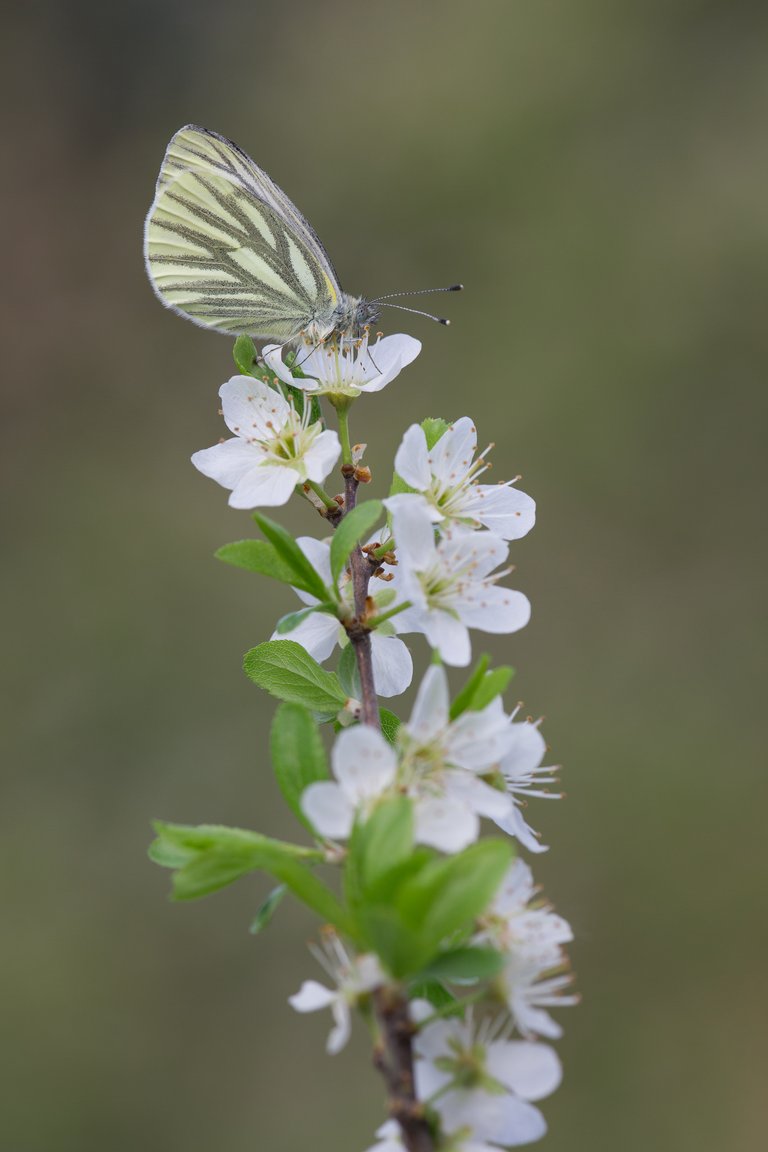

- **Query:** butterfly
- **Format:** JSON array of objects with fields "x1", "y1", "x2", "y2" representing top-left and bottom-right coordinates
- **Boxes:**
[{"x1": 144, "y1": 125, "x2": 460, "y2": 347}]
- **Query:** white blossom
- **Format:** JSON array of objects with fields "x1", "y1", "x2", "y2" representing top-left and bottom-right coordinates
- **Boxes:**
[
  {"x1": 413, "y1": 1008, "x2": 561, "y2": 1147},
  {"x1": 365, "y1": 1119, "x2": 504, "y2": 1152},
  {"x1": 264, "y1": 331, "x2": 421, "y2": 398},
  {"x1": 388, "y1": 500, "x2": 531, "y2": 667},
  {"x1": 389, "y1": 417, "x2": 535, "y2": 539},
  {"x1": 492, "y1": 717, "x2": 561, "y2": 854},
  {"x1": 288, "y1": 931, "x2": 384, "y2": 1054},
  {"x1": 272, "y1": 535, "x2": 413, "y2": 698},
  {"x1": 476, "y1": 860, "x2": 577, "y2": 1040},
  {"x1": 191, "y1": 375, "x2": 340, "y2": 508},
  {"x1": 302, "y1": 666, "x2": 514, "y2": 853},
  {"x1": 396, "y1": 665, "x2": 514, "y2": 852}
]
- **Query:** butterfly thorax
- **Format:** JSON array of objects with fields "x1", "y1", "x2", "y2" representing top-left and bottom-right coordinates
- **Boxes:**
[{"x1": 320, "y1": 295, "x2": 380, "y2": 345}]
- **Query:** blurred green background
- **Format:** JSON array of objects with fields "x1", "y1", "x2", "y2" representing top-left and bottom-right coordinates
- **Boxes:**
[{"x1": 3, "y1": 1, "x2": 767, "y2": 1149}]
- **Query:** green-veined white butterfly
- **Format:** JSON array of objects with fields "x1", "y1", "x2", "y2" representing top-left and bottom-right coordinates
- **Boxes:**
[{"x1": 144, "y1": 125, "x2": 461, "y2": 346}]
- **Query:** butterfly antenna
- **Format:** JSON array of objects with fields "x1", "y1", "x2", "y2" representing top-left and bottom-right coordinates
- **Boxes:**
[
  {"x1": 377, "y1": 302, "x2": 454, "y2": 326},
  {"x1": 372, "y1": 284, "x2": 464, "y2": 302}
]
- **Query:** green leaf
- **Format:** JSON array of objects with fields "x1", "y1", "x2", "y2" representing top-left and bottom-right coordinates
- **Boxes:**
[
  {"x1": 337, "y1": 643, "x2": 361, "y2": 698},
  {"x1": 243, "y1": 640, "x2": 347, "y2": 720},
  {"x1": 449, "y1": 656, "x2": 514, "y2": 717},
  {"x1": 449, "y1": 654, "x2": 490, "y2": 719},
  {"x1": 149, "y1": 822, "x2": 350, "y2": 929},
  {"x1": 421, "y1": 417, "x2": 451, "y2": 450},
  {"x1": 270, "y1": 703, "x2": 329, "y2": 829},
  {"x1": 249, "y1": 885, "x2": 287, "y2": 934},
  {"x1": 275, "y1": 603, "x2": 336, "y2": 635},
  {"x1": 233, "y1": 334, "x2": 258, "y2": 376},
  {"x1": 471, "y1": 666, "x2": 514, "y2": 711},
  {"x1": 252, "y1": 512, "x2": 331, "y2": 602},
  {"x1": 215, "y1": 540, "x2": 297, "y2": 586},
  {"x1": 408, "y1": 981, "x2": 458, "y2": 1010},
  {"x1": 379, "y1": 708, "x2": 401, "y2": 745},
  {"x1": 329, "y1": 499, "x2": 383, "y2": 586},
  {"x1": 397, "y1": 839, "x2": 512, "y2": 944},
  {"x1": 350, "y1": 796, "x2": 414, "y2": 903},
  {"x1": 149, "y1": 822, "x2": 316, "y2": 899},
  {"x1": 417, "y1": 946, "x2": 506, "y2": 985}
]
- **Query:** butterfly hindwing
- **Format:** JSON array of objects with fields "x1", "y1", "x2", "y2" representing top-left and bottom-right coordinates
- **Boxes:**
[{"x1": 144, "y1": 125, "x2": 341, "y2": 340}]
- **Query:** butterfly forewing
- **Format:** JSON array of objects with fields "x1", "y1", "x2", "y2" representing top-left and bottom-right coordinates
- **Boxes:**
[{"x1": 145, "y1": 125, "x2": 341, "y2": 341}]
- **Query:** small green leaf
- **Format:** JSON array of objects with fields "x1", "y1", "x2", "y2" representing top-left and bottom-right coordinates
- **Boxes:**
[
  {"x1": 397, "y1": 839, "x2": 512, "y2": 944},
  {"x1": 252, "y1": 512, "x2": 331, "y2": 602},
  {"x1": 449, "y1": 654, "x2": 490, "y2": 719},
  {"x1": 329, "y1": 500, "x2": 383, "y2": 586},
  {"x1": 249, "y1": 885, "x2": 287, "y2": 934},
  {"x1": 421, "y1": 417, "x2": 451, "y2": 450},
  {"x1": 276, "y1": 603, "x2": 336, "y2": 635},
  {"x1": 352, "y1": 795, "x2": 415, "y2": 902},
  {"x1": 243, "y1": 640, "x2": 347, "y2": 720},
  {"x1": 270, "y1": 703, "x2": 329, "y2": 829},
  {"x1": 337, "y1": 643, "x2": 361, "y2": 698},
  {"x1": 408, "y1": 981, "x2": 458, "y2": 1010},
  {"x1": 233, "y1": 335, "x2": 258, "y2": 376},
  {"x1": 379, "y1": 708, "x2": 401, "y2": 745},
  {"x1": 471, "y1": 667, "x2": 514, "y2": 711},
  {"x1": 149, "y1": 821, "x2": 350, "y2": 929},
  {"x1": 417, "y1": 946, "x2": 506, "y2": 985},
  {"x1": 215, "y1": 539, "x2": 297, "y2": 586}
]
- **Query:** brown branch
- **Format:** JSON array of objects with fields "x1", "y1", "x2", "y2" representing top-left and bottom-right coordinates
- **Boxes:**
[
  {"x1": 332, "y1": 465, "x2": 433, "y2": 1150},
  {"x1": 372, "y1": 987, "x2": 434, "y2": 1152}
]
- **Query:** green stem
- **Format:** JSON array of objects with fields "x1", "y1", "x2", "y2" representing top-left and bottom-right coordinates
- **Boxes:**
[
  {"x1": 371, "y1": 536, "x2": 396, "y2": 559},
  {"x1": 336, "y1": 402, "x2": 353, "y2": 466},
  {"x1": 368, "y1": 601, "x2": 411, "y2": 629},
  {"x1": 306, "y1": 479, "x2": 338, "y2": 511}
]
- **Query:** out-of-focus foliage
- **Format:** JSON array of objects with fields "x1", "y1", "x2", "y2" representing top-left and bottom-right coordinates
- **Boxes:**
[{"x1": 2, "y1": 2, "x2": 767, "y2": 1150}]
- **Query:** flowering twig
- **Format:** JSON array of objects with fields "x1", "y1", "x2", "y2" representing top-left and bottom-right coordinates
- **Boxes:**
[{"x1": 147, "y1": 228, "x2": 575, "y2": 1152}]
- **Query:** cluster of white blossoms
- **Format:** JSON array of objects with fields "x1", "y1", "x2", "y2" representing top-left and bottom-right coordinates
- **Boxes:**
[
  {"x1": 192, "y1": 336, "x2": 574, "y2": 1150},
  {"x1": 300, "y1": 664, "x2": 559, "y2": 857}
]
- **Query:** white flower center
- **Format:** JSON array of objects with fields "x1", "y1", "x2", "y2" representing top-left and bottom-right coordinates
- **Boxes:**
[{"x1": 299, "y1": 328, "x2": 383, "y2": 397}]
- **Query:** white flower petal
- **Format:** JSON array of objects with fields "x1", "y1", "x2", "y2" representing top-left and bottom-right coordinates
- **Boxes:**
[
  {"x1": 370, "y1": 633, "x2": 413, "y2": 697},
  {"x1": 390, "y1": 499, "x2": 437, "y2": 571},
  {"x1": 502, "y1": 724, "x2": 547, "y2": 776},
  {"x1": 439, "y1": 528, "x2": 509, "y2": 579},
  {"x1": 301, "y1": 781, "x2": 354, "y2": 838},
  {"x1": 327, "y1": 999, "x2": 352, "y2": 1054},
  {"x1": 191, "y1": 438, "x2": 261, "y2": 488},
  {"x1": 228, "y1": 463, "x2": 298, "y2": 508},
  {"x1": 333, "y1": 725, "x2": 397, "y2": 800},
  {"x1": 288, "y1": 980, "x2": 336, "y2": 1013},
  {"x1": 445, "y1": 773, "x2": 513, "y2": 823},
  {"x1": 489, "y1": 1096, "x2": 547, "y2": 1147},
  {"x1": 414, "y1": 1054, "x2": 454, "y2": 1101},
  {"x1": 430, "y1": 417, "x2": 477, "y2": 484},
  {"x1": 447, "y1": 703, "x2": 513, "y2": 771},
  {"x1": 357, "y1": 334, "x2": 421, "y2": 390},
  {"x1": 407, "y1": 663, "x2": 450, "y2": 743},
  {"x1": 414, "y1": 795, "x2": 479, "y2": 852},
  {"x1": 263, "y1": 345, "x2": 298, "y2": 386},
  {"x1": 462, "y1": 484, "x2": 536, "y2": 540},
  {"x1": 296, "y1": 536, "x2": 333, "y2": 585},
  {"x1": 274, "y1": 610, "x2": 339, "y2": 663},
  {"x1": 486, "y1": 1040, "x2": 562, "y2": 1101},
  {"x1": 219, "y1": 375, "x2": 290, "y2": 438},
  {"x1": 304, "y1": 429, "x2": 342, "y2": 482},
  {"x1": 424, "y1": 609, "x2": 472, "y2": 667},
  {"x1": 458, "y1": 587, "x2": 531, "y2": 635},
  {"x1": 393, "y1": 424, "x2": 431, "y2": 490},
  {"x1": 494, "y1": 803, "x2": 548, "y2": 853}
]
